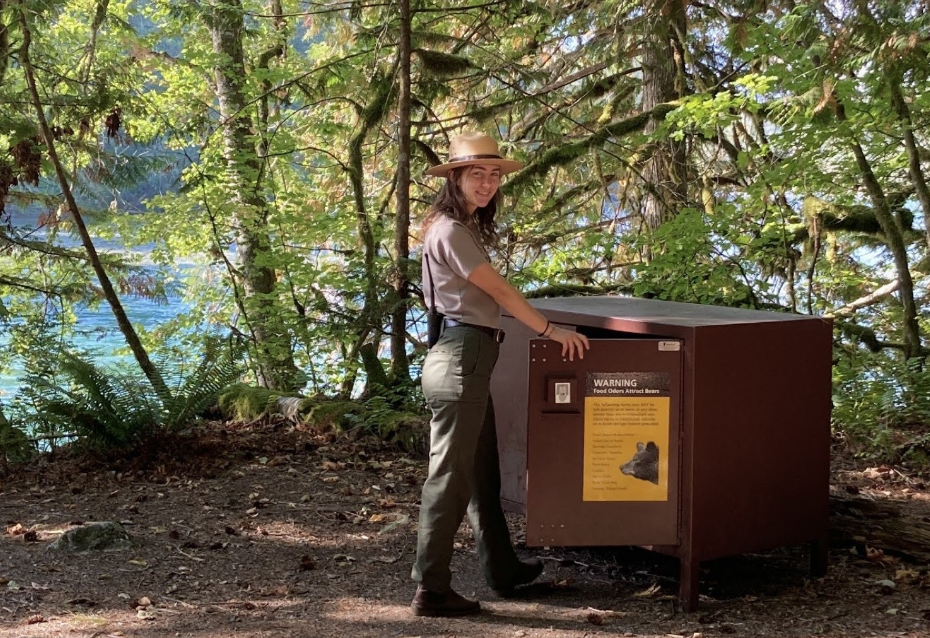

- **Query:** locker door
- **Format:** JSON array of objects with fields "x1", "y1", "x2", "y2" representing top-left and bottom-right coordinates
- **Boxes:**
[{"x1": 525, "y1": 338, "x2": 682, "y2": 547}]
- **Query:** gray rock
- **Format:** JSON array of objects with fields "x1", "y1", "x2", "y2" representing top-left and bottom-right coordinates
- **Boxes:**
[{"x1": 48, "y1": 522, "x2": 132, "y2": 553}]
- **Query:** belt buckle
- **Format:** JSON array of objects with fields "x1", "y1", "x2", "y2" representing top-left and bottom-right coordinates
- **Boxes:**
[{"x1": 493, "y1": 329, "x2": 506, "y2": 344}]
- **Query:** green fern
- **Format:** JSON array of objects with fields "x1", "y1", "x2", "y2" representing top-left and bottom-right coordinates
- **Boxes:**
[
  {"x1": 160, "y1": 337, "x2": 246, "y2": 429},
  {"x1": 30, "y1": 337, "x2": 245, "y2": 450},
  {"x1": 34, "y1": 354, "x2": 160, "y2": 448}
]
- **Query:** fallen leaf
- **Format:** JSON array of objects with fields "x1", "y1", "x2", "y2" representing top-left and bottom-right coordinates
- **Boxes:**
[
  {"x1": 895, "y1": 568, "x2": 920, "y2": 582},
  {"x1": 128, "y1": 559, "x2": 148, "y2": 567},
  {"x1": 583, "y1": 607, "x2": 626, "y2": 619},
  {"x1": 138, "y1": 596, "x2": 152, "y2": 607},
  {"x1": 299, "y1": 555, "x2": 316, "y2": 571},
  {"x1": 380, "y1": 514, "x2": 410, "y2": 535},
  {"x1": 866, "y1": 547, "x2": 899, "y2": 566},
  {"x1": 322, "y1": 476, "x2": 339, "y2": 483},
  {"x1": 137, "y1": 609, "x2": 157, "y2": 620},
  {"x1": 634, "y1": 582, "x2": 662, "y2": 598},
  {"x1": 23, "y1": 614, "x2": 44, "y2": 625},
  {"x1": 875, "y1": 579, "x2": 896, "y2": 594},
  {"x1": 7, "y1": 523, "x2": 26, "y2": 536}
]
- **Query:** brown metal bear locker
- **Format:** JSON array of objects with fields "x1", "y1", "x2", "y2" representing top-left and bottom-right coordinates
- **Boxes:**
[{"x1": 490, "y1": 296, "x2": 833, "y2": 611}]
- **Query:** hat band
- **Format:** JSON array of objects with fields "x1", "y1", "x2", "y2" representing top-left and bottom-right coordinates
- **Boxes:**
[{"x1": 447, "y1": 153, "x2": 503, "y2": 163}]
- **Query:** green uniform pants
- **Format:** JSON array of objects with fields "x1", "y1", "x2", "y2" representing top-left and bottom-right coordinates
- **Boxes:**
[{"x1": 412, "y1": 325, "x2": 522, "y2": 593}]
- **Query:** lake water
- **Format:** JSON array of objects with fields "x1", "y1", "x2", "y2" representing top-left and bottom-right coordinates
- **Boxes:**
[{"x1": 1, "y1": 206, "x2": 196, "y2": 403}]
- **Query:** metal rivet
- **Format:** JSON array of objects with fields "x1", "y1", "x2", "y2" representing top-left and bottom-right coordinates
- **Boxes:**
[
  {"x1": 531, "y1": 358, "x2": 535, "y2": 362},
  {"x1": 542, "y1": 358, "x2": 547, "y2": 362}
]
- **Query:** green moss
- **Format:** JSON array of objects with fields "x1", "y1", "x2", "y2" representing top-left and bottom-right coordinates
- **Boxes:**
[
  {"x1": 376, "y1": 412, "x2": 428, "y2": 456},
  {"x1": 414, "y1": 49, "x2": 474, "y2": 77},
  {"x1": 217, "y1": 384, "x2": 277, "y2": 421},
  {"x1": 306, "y1": 401, "x2": 362, "y2": 433}
]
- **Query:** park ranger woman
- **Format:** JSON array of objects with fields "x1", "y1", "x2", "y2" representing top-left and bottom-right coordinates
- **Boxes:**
[{"x1": 411, "y1": 132, "x2": 589, "y2": 617}]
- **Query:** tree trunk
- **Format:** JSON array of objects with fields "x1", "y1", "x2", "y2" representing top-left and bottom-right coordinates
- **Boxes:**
[
  {"x1": 389, "y1": 0, "x2": 412, "y2": 384},
  {"x1": 205, "y1": 0, "x2": 301, "y2": 391},
  {"x1": 640, "y1": 0, "x2": 689, "y2": 233},
  {"x1": 17, "y1": 6, "x2": 168, "y2": 399},
  {"x1": 340, "y1": 71, "x2": 396, "y2": 397},
  {"x1": 0, "y1": 0, "x2": 9, "y2": 88},
  {"x1": 889, "y1": 81, "x2": 930, "y2": 254},
  {"x1": 837, "y1": 102, "x2": 922, "y2": 360}
]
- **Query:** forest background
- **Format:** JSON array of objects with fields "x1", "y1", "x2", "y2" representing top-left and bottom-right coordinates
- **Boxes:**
[{"x1": 0, "y1": 0, "x2": 928, "y2": 462}]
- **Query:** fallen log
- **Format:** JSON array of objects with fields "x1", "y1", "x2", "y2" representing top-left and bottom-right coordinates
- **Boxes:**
[{"x1": 830, "y1": 492, "x2": 930, "y2": 563}]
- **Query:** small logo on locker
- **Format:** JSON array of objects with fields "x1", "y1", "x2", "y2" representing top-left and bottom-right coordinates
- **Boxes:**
[{"x1": 658, "y1": 341, "x2": 680, "y2": 351}]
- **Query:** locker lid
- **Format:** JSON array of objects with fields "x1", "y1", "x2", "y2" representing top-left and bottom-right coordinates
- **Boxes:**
[{"x1": 522, "y1": 296, "x2": 827, "y2": 336}]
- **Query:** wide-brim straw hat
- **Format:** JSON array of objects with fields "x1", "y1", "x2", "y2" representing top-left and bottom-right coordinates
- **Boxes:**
[{"x1": 425, "y1": 132, "x2": 523, "y2": 177}]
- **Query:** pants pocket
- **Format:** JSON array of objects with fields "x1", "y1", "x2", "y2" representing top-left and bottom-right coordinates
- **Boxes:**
[{"x1": 422, "y1": 330, "x2": 486, "y2": 403}]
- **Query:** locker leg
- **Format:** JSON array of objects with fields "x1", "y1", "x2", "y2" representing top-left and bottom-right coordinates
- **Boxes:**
[
  {"x1": 810, "y1": 537, "x2": 828, "y2": 577},
  {"x1": 678, "y1": 558, "x2": 700, "y2": 612}
]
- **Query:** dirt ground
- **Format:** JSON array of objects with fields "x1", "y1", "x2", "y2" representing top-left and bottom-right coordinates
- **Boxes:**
[{"x1": 1, "y1": 420, "x2": 929, "y2": 638}]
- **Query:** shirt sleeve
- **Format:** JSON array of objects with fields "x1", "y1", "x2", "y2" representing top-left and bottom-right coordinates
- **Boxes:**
[{"x1": 429, "y1": 221, "x2": 488, "y2": 279}]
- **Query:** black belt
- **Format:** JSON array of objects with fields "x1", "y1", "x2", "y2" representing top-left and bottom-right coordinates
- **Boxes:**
[{"x1": 443, "y1": 318, "x2": 506, "y2": 343}]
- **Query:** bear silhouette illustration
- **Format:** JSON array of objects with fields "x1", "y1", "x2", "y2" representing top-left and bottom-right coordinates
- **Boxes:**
[{"x1": 620, "y1": 441, "x2": 659, "y2": 485}]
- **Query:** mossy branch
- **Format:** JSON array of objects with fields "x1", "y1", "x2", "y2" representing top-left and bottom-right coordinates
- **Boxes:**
[
  {"x1": 414, "y1": 48, "x2": 474, "y2": 77},
  {"x1": 802, "y1": 195, "x2": 915, "y2": 237},
  {"x1": 504, "y1": 102, "x2": 678, "y2": 192},
  {"x1": 524, "y1": 282, "x2": 635, "y2": 298}
]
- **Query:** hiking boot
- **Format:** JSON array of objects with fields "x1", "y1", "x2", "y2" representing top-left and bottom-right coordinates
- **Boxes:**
[
  {"x1": 492, "y1": 558, "x2": 545, "y2": 597},
  {"x1": 410, "y1": 586, "x2": 481, "y2": 617}
]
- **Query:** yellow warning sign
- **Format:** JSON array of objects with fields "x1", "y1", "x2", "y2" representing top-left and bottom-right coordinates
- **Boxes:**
[{"x1": 583, "y1": 373, "x2": 670, "y2": 502}]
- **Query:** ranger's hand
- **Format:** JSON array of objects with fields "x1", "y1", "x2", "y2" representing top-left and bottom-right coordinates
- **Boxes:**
[{"x1": 548, "y1": 327, "x2": 590, "y2": 361}]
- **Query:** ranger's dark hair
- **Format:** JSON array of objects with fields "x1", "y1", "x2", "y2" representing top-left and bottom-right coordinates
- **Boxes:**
[{"x1": 422, "y1": 166, "x2": 501, "y2": 248}]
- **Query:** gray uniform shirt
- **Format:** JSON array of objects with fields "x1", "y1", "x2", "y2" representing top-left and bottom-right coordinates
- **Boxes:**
[{"x1": 423, "y1": 215, "x2": 501, "y2": 328}]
